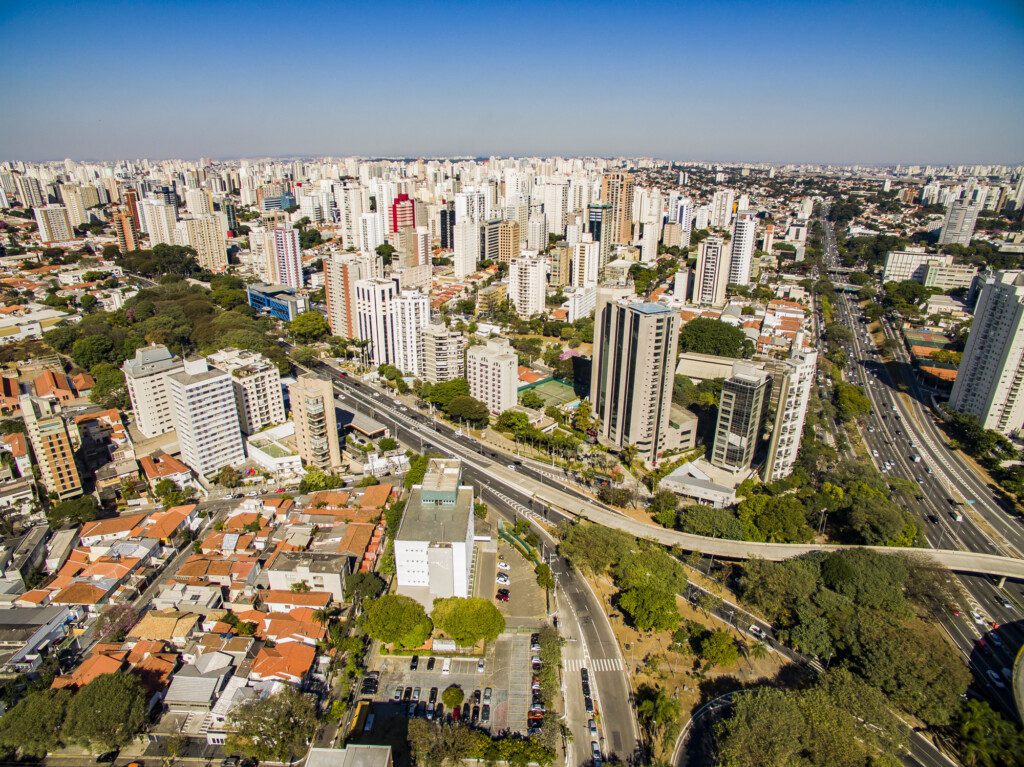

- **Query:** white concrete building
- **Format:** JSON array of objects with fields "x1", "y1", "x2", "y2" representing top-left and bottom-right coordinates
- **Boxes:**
[
  {"x1": 764, "y1": 341, "x2": 817, "y2": 481},
  {"x1": 453, "y1": 220, "x2": 480, "y2": 279},
  {"x1": 207, "y1": 348, "x2": 285, "y2": 435},
  {"x1": 394, "y1": 459, "x2": 475, "y2": 610},
  {"x1": 140, "y1": 198, "x2": 177, "y2": 245},
  {"x1": 393, "y1": 290, "x2": 430, "y2": 376},
  {"x1": 466, "y1": 337, "x2": 518, "y2": 415},
  {"x1": 695, "y1": 236, "x2": 729, "y2": 306},
  {"x1": 355, "y1": 278, "x2": 398, "y2": 367},
  {"x1": 270, "y1": 226, "x2": 303, "y2": 290},
  {"x1": 421, "y1": 324, "x2": 466, "y2": 383},
  {"x1": 122, "y1": 345, "x2": 184, "y2": 439},
  {"x1": 939, "y1": 198, "x2": 982, "y2": 246},
  {"x1": 358, "y1": 212, "x2": 386, "y2": 254},
  {"x1": 571, "y1": 240, "x2": 600, "y2": 289},
  {"x1": 167, "y1": 358, "x2": 245, "y2": 479},
  {"x1": 509, "y1": 253, "x2": 547, "y2": 317},
  {"x1": 949, "y1": 271, "x2": 1024, "y2": 435},
  {"x1": 324, "y1": 251, "x2": 375, "y2": 339},
  {"x1": 728, "y1": 212, "x2": 756, "y2": 286},
  {"x1": 710, "y1": 189, "x2": 735, "y2": 229}
]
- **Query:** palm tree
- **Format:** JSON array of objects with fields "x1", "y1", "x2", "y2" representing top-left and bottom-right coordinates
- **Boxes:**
[
  {"x1": 748, "y1": 641, "x2": 769, "y2": 661},
  {"x1": 636, "y1": 685, "x2": 680, "y2": 742}
]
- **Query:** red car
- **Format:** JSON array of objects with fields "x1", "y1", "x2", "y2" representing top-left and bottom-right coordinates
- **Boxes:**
[{"x1": 496, "y1": 592, "x2": 510, "y2": 602}]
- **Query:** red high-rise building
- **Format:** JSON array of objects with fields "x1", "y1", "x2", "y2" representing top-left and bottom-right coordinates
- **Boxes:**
[{"x1": 390, "y1": 193, "x2": 416, "y2": 234}]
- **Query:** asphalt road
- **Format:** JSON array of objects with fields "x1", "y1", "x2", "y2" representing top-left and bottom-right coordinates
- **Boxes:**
[
  {"x1": 314, "y1": 363, "x2": 642, "y2": 766},
  {"x1": 820, "y1": 216, "x2": 1023, "y2": 717}
]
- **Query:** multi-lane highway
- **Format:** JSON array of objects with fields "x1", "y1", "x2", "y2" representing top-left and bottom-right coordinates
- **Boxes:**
[
  {"x1": 313, "y1": 361, "x2": 641, "y2": 766},
  {"x1": 820, "y1": 216, "x2": 1023, "y2": 715}
]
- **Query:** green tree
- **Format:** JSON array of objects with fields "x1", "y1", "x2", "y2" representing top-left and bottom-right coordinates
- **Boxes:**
[
  {"x1": 289, "y1": 311, "x2": 330, "y2": 344},
  {"x1": 443, "y1": 395, "x2": 489, "y2": 428},
  {"x1": 519, "y1": 389, "x2": 544, "y2": 409},
  {"x1": 378, "y1": 436, "x2": 399, "y2": 452},
  {"x1": 431, "y1": 597, "x2": 505, "y2": 646},
  {"x1": 636, "y1": 684, "x2": 680, "y2": 743},
  {"x1": 298, "y1": 468, "x2": 345, "y2": 493},
  {"x1": 89, "y1": 363, "x2": 129, "y2": 410},
  {"x1": 344, "y1": 572, "x2": 386, "y2": 605},
  {"x1": 62, "y1": 673, "x2": 146, "y2": 751},
  {"x1": 951, "y1": 699, "x2": 1024, "y2": 767},
  {"x1": 363, "y1": 594, "x2": 433, "y2": 649},
  {"x1": 698, "y1": 629, "x2": 740, "y2": 666},
  {"x1": 225, "y1": 686, "x2": 317, "y2": 763},
  {"x1": 216, "y1": 465, "x2": 240, "y2": 488},
  {"x1": 407, "y1": 719, "x2": 486, "y2": 767},
  {"x1": 535, "y1": 563, "x2": 555, "y2": 591},
  {"x1": 71, "y1": 335, "x2": 115, "y2": 370},
  {"x1": 47, "y1": 495, "x2": 99, "y2": 529},
  {"x1": 679, "y1": 317, "x2": 752, "y2": 358},
  {"x1": 736, "y1": 494, "x2": 814, "y2": 543},
  {"x1": 441, "y1": 685, "x2": 465, "y2": 710},
  {"x1": 618, "y1": 586, "x2": 679, "y2": 632},
  {"x1": 0, "y1": 688, "x2": 71, "y2": 757},
  {"x1": 676, "y1": 505, "x2": 745, "y2": 540},
  {"x1": 834, "y1": 382, "x2": 872, "y2": 421}
]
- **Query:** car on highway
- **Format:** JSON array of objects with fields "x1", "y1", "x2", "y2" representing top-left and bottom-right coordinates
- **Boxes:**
[
  {"x1": 987, "y1": 669, "x2": 1006, "y2": 689},
  {"x1": 748, "y1": 624, "x2": 767, "y2": 640},
  {"x1": 972, "y1": 611, "x2": 986, "y2": 625}
]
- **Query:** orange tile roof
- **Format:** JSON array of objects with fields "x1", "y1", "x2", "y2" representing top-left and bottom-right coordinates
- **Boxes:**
[
  {"x1": 358, "y1": 484, "x2": 393, "y2": 509},
  {"x1": 0, "y1": 377, "x2": 19, "y2": 399},
  {"x1": 80, "y1": 511, "x2": 149, "y2": 541},
  {"x1": 921, "y1": 366, "x2": 958, "y2": 382},
  {"x1": 261, "y1": 590, "x2": 331, "y2": 608},
  {"x1": 72, "y1": 373, "x2": 95, "y2": 391},
  {"x1": 51, "y1": 582, "x2": 109, "y2": 606},
  {"x1": 338, "y1": 523, "x2": 374, "y2": 558},
  {"x1": 139, "y1": 452, "x2": 191, "y2": 480},
  {"x1": 250, "y1": 643, "x2": 316, "y2": 681},
  {"x1": 2, "y1": 432, "x2": 28, "y2": 457},
  {"x1": 51, "y1": 652, "x2": 125, "y2": 689},
  {"x1": 307, "y1": 490, "x2": 351, "y2": 507},
  {"x1": 33, "y1": 370, "x2": 73, "y2": 398}
]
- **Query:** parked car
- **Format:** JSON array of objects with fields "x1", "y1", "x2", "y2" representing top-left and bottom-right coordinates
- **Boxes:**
[{"x1": 410, "y1": 655, "x2": 419, "y2": 670}]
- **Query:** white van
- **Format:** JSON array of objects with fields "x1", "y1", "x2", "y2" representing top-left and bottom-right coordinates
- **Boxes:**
[{"x1": 442, "y1": 657, "x2": 452, "y2": 675}]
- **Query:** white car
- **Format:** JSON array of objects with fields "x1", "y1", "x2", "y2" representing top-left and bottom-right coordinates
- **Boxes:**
[
  {"x1": 972, "y1": 611, "x2": 986, "y2": 625},
  {"x1": 497, "y1": 562, "x2": 511, "y2": 571},
  {"x1": 496, "y1": 574, "x2": 510, "y2": 585}
]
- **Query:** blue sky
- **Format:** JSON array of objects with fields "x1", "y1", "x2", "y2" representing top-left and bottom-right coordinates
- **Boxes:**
[{"x1": 1, "y1": 0, "x2": 1022, "y2": 163}]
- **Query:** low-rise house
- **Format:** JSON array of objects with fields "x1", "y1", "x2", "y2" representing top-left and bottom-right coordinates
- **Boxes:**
[
  {"x1": 264, "y1": 552, "x2": 348, "y2": 602},
  {"x1": 0, "y1": 605, "x2": 73, "y2": 675},
  {"x1": 79, "y1": 511, "x2": 150, "y2": 547},
  {"x1": 259, "y1": 589, "x2": 331, "y2": 613},
  {"x1": 151, "y1": 582, "x2": 224, "y2": 614},
  {"x1": 1, "y1": 433, "x2": 31, "y2": 476},
  {"x1": 128, "y1": 609, "x2": 202, "y2": 648},
  {"x1": 139, "y1": 452, "x2": 194, "y2": 490},
  {"x1": 249, "y1": 642, "x2": 316, "y2": 684}
]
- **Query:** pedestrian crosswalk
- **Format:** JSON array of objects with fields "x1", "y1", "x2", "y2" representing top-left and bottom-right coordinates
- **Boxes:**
[{"x1": 564, "y1": 657, "x2": 624, "y2": 672}]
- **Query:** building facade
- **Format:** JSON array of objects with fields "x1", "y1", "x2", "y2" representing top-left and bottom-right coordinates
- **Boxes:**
[
  {"x1": 207, "y1": 349, "x2": 285, "y2": 435},
  {"x1": 122, "y1": 344, "x2": 184, "y2": 439},
  {"x1": 289, "y1": 373, "x2": 343, "y2": 471},
  {"x1": 711, "y1": 364, "x2": 770, "y2": 472},
  {"x1": 167, "y1": 358, "x2": 245, "y2": 478},
  {"x1": 466, "y1": 338, "x2": 518, "y2": 415}
]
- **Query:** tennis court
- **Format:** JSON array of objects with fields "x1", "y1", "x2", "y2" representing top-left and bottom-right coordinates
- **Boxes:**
[{"x1": 527, "y1": 379, "x2": 578, "y2": 406}]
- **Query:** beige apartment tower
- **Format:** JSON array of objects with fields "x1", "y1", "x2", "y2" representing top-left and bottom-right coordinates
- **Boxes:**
[
  {"x1": 112, "y1": 207, "x2": 140, "y2": 253},
  {"x1": 21, "y1": 394, "x2": 82, "y2": 501},
  {"x1": 290, "y1": 373, "x2": 343, "y2": 470},
  {"x1": 590, "y1": 291, "x2": 680, "y2": 463},
  {"x1": 498, "y1": 220, "x2": 521, "y2": 264},
  {"x1": 600, "y1": 172, "x2": 635, "y2": 245}
]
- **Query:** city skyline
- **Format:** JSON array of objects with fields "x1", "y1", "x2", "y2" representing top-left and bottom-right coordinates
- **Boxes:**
[{"x1": 1, "y1": 0, "x2": 1023, "y2": 164}]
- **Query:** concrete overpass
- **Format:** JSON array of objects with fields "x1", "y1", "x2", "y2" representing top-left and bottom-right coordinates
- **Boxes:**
[{"x1": 496, "y1": 461, "x2": 1024, "y2": 580}]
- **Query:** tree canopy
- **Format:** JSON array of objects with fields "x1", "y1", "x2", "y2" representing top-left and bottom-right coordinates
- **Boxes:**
[
  {"x1": 363, "y1": 594, "x2": 433, "y2": 649},
  {"x1": 225, "y1": 686, "x2": 317, "y2": 763},
  {"x1": 61, "y1": 673, "x2": 147, "y2": 751},
  {"x1": 679, "y1": 317, "x2": 753, "y2": 358},
  {"x1": 431, "y1": 597, "x2": 505, "y2": 646}
]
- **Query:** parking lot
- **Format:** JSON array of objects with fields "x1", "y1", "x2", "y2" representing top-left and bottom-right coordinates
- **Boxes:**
[
  {"x1": 485, "y1": 539, "x2": 548, "y2": 628},
  {"x1": 367, "y1": 633, "x2": 533, "y2": 735}
]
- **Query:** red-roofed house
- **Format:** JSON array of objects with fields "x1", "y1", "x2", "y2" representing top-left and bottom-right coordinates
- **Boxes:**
[
  {"x1": 0, "y1": 376, "x2": 20, "y2": 414},
  {"x1": 1, "y1": 432, "x2": 31, "y2": 476},
  {"x1": 249, "y1": 643, "x2": 316, "y2": 683},
  {"x1": 260, "y1": 589, "x2": 331, "y2": 612},
  {"x1": 139, "y1": 452, "x2": 193, "y2": 489},
  {"x1": 79, "y1": 511, "x2": 150, "y2": 547},
  {"x1": 33, "y1": 371, "x2": 75, "y2": 402}
]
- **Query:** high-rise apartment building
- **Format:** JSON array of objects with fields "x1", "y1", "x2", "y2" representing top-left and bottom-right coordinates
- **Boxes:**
[
  {"x1": 710, "y1": 189, "x2": 735, "y2": 229},
  {"x1": 289, "y1": 373, "x2": 343, "y2": 471},
  {"x1": 390, "y1": 193, "x2": 416, "y2": 234},
  {"x1": 207, "y1": 349, "x2": 285, "y2": 435},
  {"x1": 167, "y1": 358, "x2": 245, "y2": 478},
  {"x1": 939, "y1": 198, "x2": 982, "y2": 246},
  {"x1": 600, "y1": 172, "x2": 635, "y2": 245},
  {"x1": 140, "y1": 198, "x2": 177, "y2": 245},
  {"x1": 122, "y1": 344, "x2": 185, "y2": 439},
  {"x1": 711, "y1": 364, "x2": 770, "y2": 472},
  {"x1": 695, "y1": 236, "x2": 729, "y2": 306},
  {"x1": 324, "y1": 252, "x2": 373, "y2": 338},
  {"x1": 571, "y1": 241, "x2": 600, "y2": 289},
  {"x1": 764, "y1": 342, "x2": 817, "y2": 481},
  {"x1": 112, "y1": 207, "x2": 140, "y2": 252},
  {"x1": 122, "y1": 188, "x2": 141, "y2": 230},
  {"x1": 270, "y1": 226, "x2": 303, "y2": 289},
  {"x1": 355, "y1": 278, "x2": 399, "y2": 367},
  {"x1": 453, "y1": 220, "x2": 480, "y2": 279},
  {"x1": 33, "y1": 205, "x2": 73, "y2": 243},
  {"x1": 466, "y1": 338, "x2": 518, "y2": 415},
  {"x1": 359, "y1": 212, "x2": 386, "y2": 253},
  {"x1": 176, "y1": 215, "x2": 227, "y2": 271},
  {"x1": 14, "y1": 173, "x2": 46, "y2": 208},
  {"x1": 21, "y1": 394, "x2": 82, "y2": 501},
  {"x1": 587, "y1": 202, "x2": 614, "y2": 269},
  {"x1": 526, "y1": 214, "x2": 548, "y2": 252},
  {"x1": 590, "y1": 292, "x2": 679, "y2": 464},
  {"x1": 421, "y1": 324, "x2": 466, "y2": 383},
  {"x1": 949, "y1": 271, "x2": 1024, "y2": 435},
  {"x1": 509, "y1": 254, "x2": 547, "y2": 317},
  {"x1": 498, "y1": 220, "x2": 521, "y2": 264},
  {"x1": 185, "y1": 187, "x2": 214, "y2": 216},
  {"x1": 728, "y1": 211, "x2": 756, "y2": 286},
  {"x1": 59, "y1": 183, "x2": 98, "y2": 227},
  {"x1": 393, "y1": 290, "x2": 430, "y2": 376}
]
